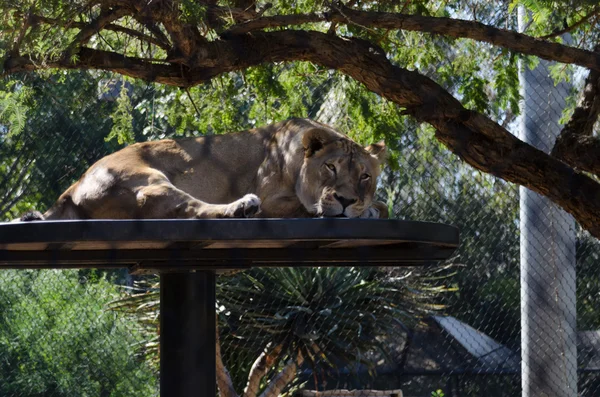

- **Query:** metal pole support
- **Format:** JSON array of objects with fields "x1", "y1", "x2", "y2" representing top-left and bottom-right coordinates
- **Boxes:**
[
  {"x1": 160, "y1": 271, "x2": 216, "y2": 397},
  {"x1": 518, "y1": 8, "x2": 577, "y2": 397}
]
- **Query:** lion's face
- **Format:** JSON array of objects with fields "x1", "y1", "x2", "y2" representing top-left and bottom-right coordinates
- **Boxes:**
[{"x1": 296, "y1": 128, "x2": 386, "y2": 218}]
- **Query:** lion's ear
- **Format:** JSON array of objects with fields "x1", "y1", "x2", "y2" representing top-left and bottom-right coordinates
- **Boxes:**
[
  {"x1": 365, "y1": 140, "x2": 387, "y2": 162},
  {"x1": 302, "y1": 128, "x2": 337, "y2": 157}
]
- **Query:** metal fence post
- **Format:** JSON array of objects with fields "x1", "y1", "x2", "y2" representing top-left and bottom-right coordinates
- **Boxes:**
[{"x1": 518, "y1": 8, "x2": 577, "y2": 397}]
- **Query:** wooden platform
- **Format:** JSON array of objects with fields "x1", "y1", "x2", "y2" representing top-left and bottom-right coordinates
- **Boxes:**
[{"x1": 0, "y1": 218, "x2": 459, "y2": 271}]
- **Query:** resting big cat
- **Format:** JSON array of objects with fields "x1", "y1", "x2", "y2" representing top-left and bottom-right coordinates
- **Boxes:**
[{"x1": 21, "y1": 118, "x2": 388, "y2": 221}]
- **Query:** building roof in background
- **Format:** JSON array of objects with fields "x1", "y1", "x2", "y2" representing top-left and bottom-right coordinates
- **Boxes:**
[
  {"x1": 397, "y1": 316, "x2": 600, "y2": 375},
  {"x1": 579, "y1": 331, "x2": 600, "y2": 372},
  {"x1": 398, "y1": 315, "x2": 519, "y2": 375},
  {"x1": 305, "y1": 316, "x2": 600, "y2": 379}
]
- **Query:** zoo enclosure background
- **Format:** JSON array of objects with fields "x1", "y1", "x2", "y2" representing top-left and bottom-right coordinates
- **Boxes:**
[{"x1": 1, "y1": 51, "x2": 600, "y2": 397}]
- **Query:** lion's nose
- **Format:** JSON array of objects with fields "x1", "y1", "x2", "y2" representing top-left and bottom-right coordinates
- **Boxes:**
[{"x1": 333, "y1": 193, "x2": 356, "y2": 209}]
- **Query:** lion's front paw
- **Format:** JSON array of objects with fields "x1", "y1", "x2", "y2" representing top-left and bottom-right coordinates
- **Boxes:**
[
  {"x1": 225, "y1": 194, "x2": 262, "y2": 218},
  {"x1": 360, "y1": 207, "x2": 380, "y2": 219},
  {"x1": 360, "y1": 201, "x2": 389, "y2": 219}
]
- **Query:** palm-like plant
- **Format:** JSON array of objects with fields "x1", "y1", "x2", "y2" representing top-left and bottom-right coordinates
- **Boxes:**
[
  {"x1": 109, "y1": 265, "x2": 453, "y2": 397},
  {"x1": 108, "y1": 279, "x2": 160, "y2": 370}
]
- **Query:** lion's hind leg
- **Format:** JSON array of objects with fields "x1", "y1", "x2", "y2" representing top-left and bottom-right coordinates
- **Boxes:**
[{"x1": 136, "y1": 183, "x2": 261, "y2": 219}]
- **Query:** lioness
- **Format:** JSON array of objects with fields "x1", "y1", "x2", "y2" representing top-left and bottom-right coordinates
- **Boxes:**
[{"x1": 21, "y1": 118, "x2": 388, "y2": 221}]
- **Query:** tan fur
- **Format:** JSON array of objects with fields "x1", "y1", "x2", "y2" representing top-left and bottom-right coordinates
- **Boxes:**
[{"x1": 37, "y1": 118, "x2": 388, "y2": 220}]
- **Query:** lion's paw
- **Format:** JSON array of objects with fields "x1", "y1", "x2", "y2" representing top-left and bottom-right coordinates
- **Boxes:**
[
  {"x1": 360, "y1": 207, "x2": 380, "y2": 219},
  {"x1": 360, "y1": 202, "x2": 389, "y2": 219},
  {"x1": 225, "y1": 194, "x2": 262, "y2": 218}
]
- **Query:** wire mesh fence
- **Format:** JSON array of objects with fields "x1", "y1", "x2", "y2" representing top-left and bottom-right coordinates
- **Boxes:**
[{"x1": 0, "y1": 48, "x2": 599, "y2": 397}]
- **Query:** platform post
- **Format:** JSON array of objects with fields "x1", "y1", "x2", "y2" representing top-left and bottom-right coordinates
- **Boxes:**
[{"x1": 160, "y1": 270, "x2": 216, "y2": 397}]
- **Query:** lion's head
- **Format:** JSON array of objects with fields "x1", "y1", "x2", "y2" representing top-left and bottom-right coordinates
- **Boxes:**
[{"x1": 296, "y1": 127, "x2": 387, "y2": 218}]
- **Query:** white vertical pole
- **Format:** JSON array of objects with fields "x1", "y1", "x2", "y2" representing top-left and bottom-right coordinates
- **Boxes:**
[{"x1": 518, "y1": 8, "x2": 577, "y2": 397}]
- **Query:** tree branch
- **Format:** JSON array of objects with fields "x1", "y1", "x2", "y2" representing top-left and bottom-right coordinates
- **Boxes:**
[
  {"x1": 135, "y1": 20, "x2": 172, "y2": 49},
  {"x1": 11, "y1": 11, "x2": 34, "y2": 57},
  {"x1": 216, "y1": 323, "x2": 239, "y2": 397},
  {"x1": 259, "y1": 352, "x2": 304, "y2": 397},
  {"x1": 25, "y1": 14, "x2": 170, "y2": 49},
  {"x1": 0, "y1": 187, "x2": 32, "y2": 220},
  {"x1": 223, "y1": 13, "x2": 323, "y2": 35},
  {"x1": 0, "y1": 149, "x2": 30, "y2": 197},
  {"x1": 244, "y1": 343, "x2": 282, "y2": 397},
  {"x1": 0, "y1": 154, "x2": 35, "y2": 220},
  {"x1": 552, "y1": 135, "x2": 600, "y2": 176},
  {"x1": 233, "y1": 0, "x2": 256, "y2": 14},
  {"x1": 552, "y1": 47, "x2": 600, "y2": 176},
  {"x1": 223, "y1": 5, "x2": 600, "y2": 72},
  {"x1": 71, "y1": 7, "x2": 131, "y2": 48},
  {"x1": 203, "y1": 3, "x2": 268, "y2": 32},
  {"x1": 327, "y1": 4, "x2": 600, "y2": 72},
  {"x1": 125, "y1": 0, "x2": 207, "y2": 62},
  {"x1": 558, "y1": 62, "x2": 600, "y2": 138},
  {"x1": 105, "y1": 22, "x2": 171, "y2": 50},
  {"x1": 3, "y1": 47, "x2": 181, "y2": 84},
  {"x1": 298, "y1": 390, "x2": 404, "y2": 397},
  {"x1": 207, "y1": 4, "x2": 259, "y2": 23},
  {"x1": 538, "y1": 7, "x2": 599, "y2": 39}
]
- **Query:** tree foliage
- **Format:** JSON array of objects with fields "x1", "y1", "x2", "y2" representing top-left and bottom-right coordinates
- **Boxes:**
[
  {"x1": 0, "y1": 71, "x2": 124, "y2": 219},
  {"x1": 0, "y1": 270, "x2": 156, "y2": 396}
]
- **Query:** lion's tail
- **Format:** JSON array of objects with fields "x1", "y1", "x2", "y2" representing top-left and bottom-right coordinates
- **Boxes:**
[
  {"x1": 19, "y1": 211, "x2": 45, "y2": 221},
  {"x1": 17, "y1": 195, "x2": 83, "y2": 222}
]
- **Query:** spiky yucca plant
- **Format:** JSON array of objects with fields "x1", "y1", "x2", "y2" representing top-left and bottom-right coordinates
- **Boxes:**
[{"x1": 109, "y1": 265, "x2": 453, "y2": 397}]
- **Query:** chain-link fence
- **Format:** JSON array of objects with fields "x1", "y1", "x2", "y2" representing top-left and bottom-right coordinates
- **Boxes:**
[{"x1": 1, "y1": 52, "x2": 599, "y2": 397}]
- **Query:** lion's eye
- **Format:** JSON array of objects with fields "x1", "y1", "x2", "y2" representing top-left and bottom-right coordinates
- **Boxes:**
[
  {"x1": 361, "y1": 174, "x2": 371, "y2": 181},
  {"x1": 326, "y1": 163, "x2": 336, "y2": 173}
]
